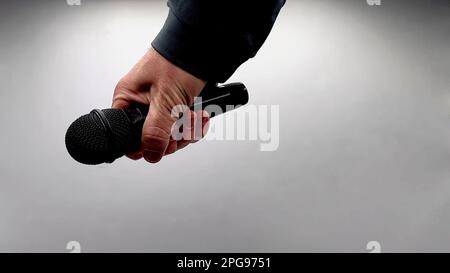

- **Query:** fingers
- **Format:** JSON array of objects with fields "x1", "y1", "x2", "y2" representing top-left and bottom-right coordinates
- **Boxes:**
[
  {"x1": 126, "y1": 109, "x2": 210, "y2": 163},
  {"x1": 114, "y1": 87, "x2": 210, "y2": 163},
  {"x1": 112, "y1": 98, "x2": 130, "y2": 109},
  {"x1": 174, "y1": 110, "x2": 210, "y2": 152},
  {"x1": 112, "y1": 79, "x2": 137, "y2": 109},
  {"x1": 164, "y1": 139, "x2": 178, "y2": 156},
  {"x1": 181, "y1": 110, "x2": 198, "y2": 141},
  {"x1": 112, "y1": 79, "x2": 152, "y2": 109},
  {"x1": 183, "y1": 110, "x2": 210, "y2": 143},
  {"x1": 198, "y1": 110, "x2": 210, "y2": 141},
  {"x1": 141, "y1": 95, "x2": 175, "y2": 163}
]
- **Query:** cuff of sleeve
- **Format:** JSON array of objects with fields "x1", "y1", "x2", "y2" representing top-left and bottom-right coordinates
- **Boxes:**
[{"x1": 151, "y1": 11, "x2": 249, "y2": 83}]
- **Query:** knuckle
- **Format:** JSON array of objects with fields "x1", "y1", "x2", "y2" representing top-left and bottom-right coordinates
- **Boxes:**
[{"x1": 114, "y1": 78, "x2": 131, "y2": 94}]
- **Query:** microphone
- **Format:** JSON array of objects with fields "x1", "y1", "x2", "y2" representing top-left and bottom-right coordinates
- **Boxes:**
[{"x1": 65, "y1": 82, "x2": 249, "y2": 165}]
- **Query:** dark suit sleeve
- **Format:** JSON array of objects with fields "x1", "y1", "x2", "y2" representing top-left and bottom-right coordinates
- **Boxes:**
[{"x1": 151, "y1": 0, "x2": 286, "y2": 83}]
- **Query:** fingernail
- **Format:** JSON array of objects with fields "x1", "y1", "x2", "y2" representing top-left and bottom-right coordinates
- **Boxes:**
[{"x1": 144, "y1": 151, "x2": 163, "y2": 163}]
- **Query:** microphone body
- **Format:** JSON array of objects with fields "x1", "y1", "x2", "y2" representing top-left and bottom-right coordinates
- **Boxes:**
[{"x1": 65, "y1": 83, "x2": 249, "y2": 165}]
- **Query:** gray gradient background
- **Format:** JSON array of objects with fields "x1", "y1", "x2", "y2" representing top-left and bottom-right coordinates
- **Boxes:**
[{"x1": 1, "y1": 0, "x2": 450, "y2": 252}]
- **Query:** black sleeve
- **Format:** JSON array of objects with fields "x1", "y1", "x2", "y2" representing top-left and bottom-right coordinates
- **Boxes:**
[{"x1": 151, "y1": 0, "x2": 286, "y2": 83}]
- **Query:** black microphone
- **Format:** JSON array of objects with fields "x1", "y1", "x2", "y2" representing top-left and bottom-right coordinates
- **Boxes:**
[{"x1": 65, "y1": 82, "x2": 249, "y2": 165}]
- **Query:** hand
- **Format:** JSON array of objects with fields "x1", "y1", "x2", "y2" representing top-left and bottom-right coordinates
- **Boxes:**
[{"x1": 112, "y1": 48, "x2": 210, "y2": 163}]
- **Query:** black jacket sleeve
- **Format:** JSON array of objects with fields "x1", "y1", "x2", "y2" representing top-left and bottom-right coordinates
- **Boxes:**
[{"x1": 151, "y1": 0, "x2": 286, "y2": 83}]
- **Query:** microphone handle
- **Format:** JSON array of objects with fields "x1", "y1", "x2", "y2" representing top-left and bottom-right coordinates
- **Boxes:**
[{"x1": 134, "y1": 82, "x2": 248, "y2": 117}]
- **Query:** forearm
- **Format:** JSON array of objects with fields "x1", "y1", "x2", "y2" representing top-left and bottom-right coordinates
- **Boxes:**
[{"x1": 151, "y1": 0, "x2": 286, "y2": 83}]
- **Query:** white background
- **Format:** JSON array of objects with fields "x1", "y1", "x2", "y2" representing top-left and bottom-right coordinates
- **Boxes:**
[{"x1": 0, "y1": 0, "x2": 450, "y2": 252}]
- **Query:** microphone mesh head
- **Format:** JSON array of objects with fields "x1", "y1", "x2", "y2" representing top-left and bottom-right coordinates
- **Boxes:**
[
  {"x1": 102, "y1": 108, "x2": 134, "y2": 153},
  {"x1": 65, "y1": 109, "x2": 133, "y2": 165}
]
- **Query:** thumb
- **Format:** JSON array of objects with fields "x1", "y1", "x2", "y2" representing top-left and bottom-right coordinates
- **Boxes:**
[{"x1": 141, "y1": 104, "x2": 175, "y2": 163}]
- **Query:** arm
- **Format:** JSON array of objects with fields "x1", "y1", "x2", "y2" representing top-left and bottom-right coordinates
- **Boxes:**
[
  {"x1": 112, "y1": 1, "x2": 285, "y2": 164},
  {"x1": 152, "y1": 0, "x2": 286, "y2": 82}
]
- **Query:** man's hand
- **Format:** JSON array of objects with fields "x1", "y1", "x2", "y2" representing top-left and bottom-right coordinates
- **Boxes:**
[{"x1": 112, "y1": 48, "x2": 210, "y2": 163}]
